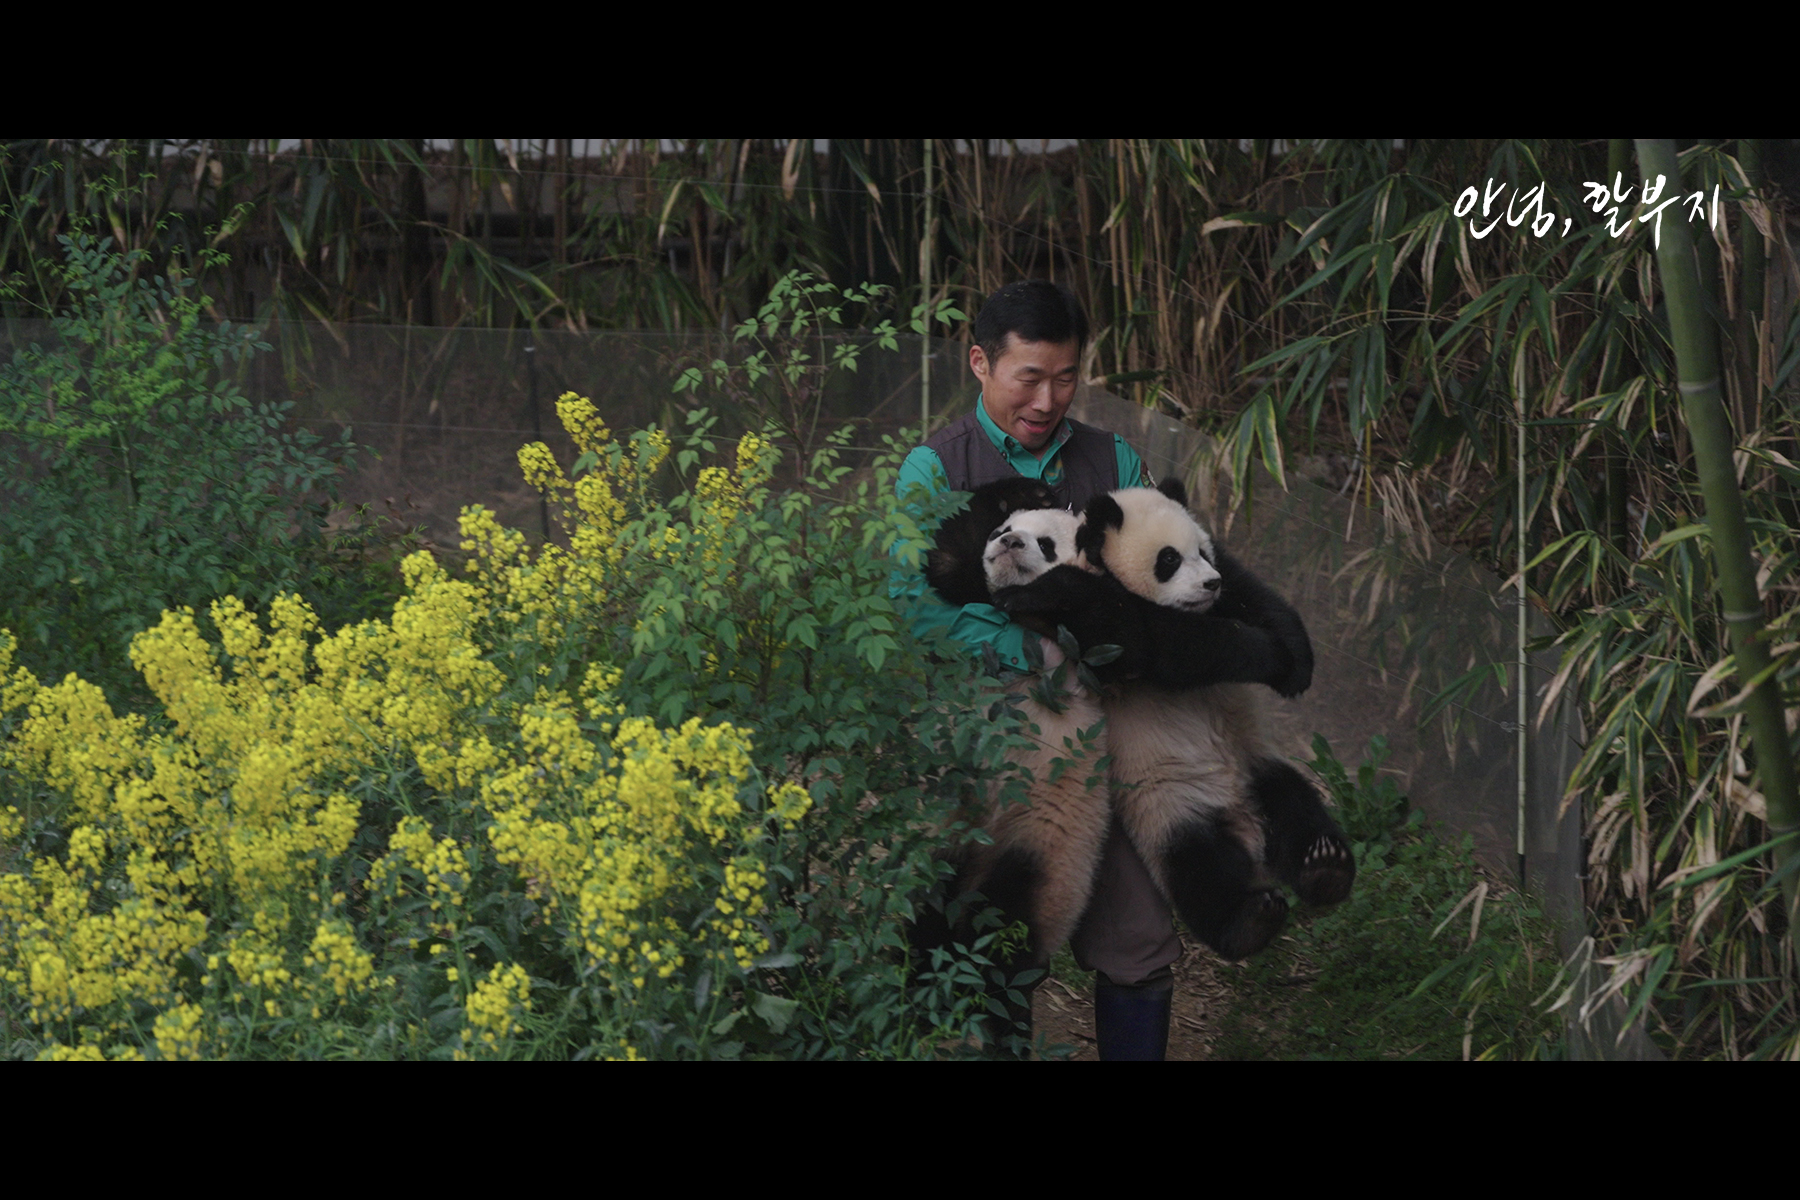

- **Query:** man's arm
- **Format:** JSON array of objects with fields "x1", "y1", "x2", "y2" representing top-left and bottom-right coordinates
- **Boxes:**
[{"x1": 891, "y1": 446, "x2": 1037, "y2": 671}]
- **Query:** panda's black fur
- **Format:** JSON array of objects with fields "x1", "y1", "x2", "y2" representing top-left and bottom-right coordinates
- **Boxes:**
[
  {"x1": 1014, "y1": 477, "x2": 1355, "y2": 961},
  {"x1": 985, "y1": 496, "x2": 1314, "y2": 698},
  {"x1": 913, "y1": 480, "x2": 1110, "y2": 1036},
  {"x1": 923, "y1": 476, "x2": 1062, "y2": 610}
]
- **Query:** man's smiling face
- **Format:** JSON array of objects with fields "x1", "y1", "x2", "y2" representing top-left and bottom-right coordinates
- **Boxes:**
[{"x1": 971, "y1": 333, "x2": 1080, "y2": 455}]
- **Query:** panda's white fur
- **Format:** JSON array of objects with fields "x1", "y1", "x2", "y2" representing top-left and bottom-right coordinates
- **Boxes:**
[
  {"x1": 1084, "y1": 486, "x2": 1353, "y2": 960},
  {"x1": 1096, "y1": 492, "x2": 1222, "y2": 614},
  {"x1": 957, "y1": 506, "x2": 1112, "y2": 965},
  {"x1": 1102, "y1": 682, "x2": 1275, "y2": 892}
]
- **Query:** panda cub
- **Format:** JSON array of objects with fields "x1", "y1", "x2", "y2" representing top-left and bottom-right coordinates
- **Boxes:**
[
  {"x1": 916, "y1": 478, "x2": 1112, "y2": 984},
  {"x1": 986, "y1": 500, "x2": 1313, "y2": 699},
  {"x1": 923, "y1": 476, "x2": 1064, "y2": 610},
  {"x1": 936, "y1": 479, "x2": 1315, "y2": 699},
  {"x1": 1040, "y1": 479, "x2": 1355, "y2": 961}
]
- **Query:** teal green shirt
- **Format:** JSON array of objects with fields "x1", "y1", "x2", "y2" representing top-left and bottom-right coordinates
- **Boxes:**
[{"x1": 891, "y1": 401, "x2": 1151, "y2": 671}]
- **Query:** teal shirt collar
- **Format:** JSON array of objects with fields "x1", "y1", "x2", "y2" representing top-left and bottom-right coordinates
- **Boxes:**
[{"x1": 975, "y1": 395, "x2": 1074, "y2": 485}]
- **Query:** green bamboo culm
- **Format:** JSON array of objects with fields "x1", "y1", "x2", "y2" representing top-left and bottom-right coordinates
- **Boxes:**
[
  {"x1": 1635, "y1": 139, "x2": 1800, "y2": 928},
  {"x1": 1738, "y1": 139, "x2": 1766, "y2": 336}
]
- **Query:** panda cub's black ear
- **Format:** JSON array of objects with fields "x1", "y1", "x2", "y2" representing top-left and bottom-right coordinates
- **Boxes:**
[
  {"x1": 1077, "y1": 492, "x2": 1124, "y2": 560},
  {"x1": 1156, "y1": 476, "x2": 1189, "y2": 508},
  {"x1": 989, "y1": 477, "x2": 1057, "y2": 515}
]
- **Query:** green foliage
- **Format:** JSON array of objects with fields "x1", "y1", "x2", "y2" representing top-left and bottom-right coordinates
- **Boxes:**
[
  {"x1": 0, "y1": 411, "x2": 1037, "y2": 1060},
  {"x1": 1212, "y1": 736, "x2": 1563, "y2": 1060},
  {"x1": 578, "y1": 285, "x2": 1051, "y2": 1057},
  {"x1": 1544, "y1": 494, "x2": 1800, "y2": 1057},
  {"x1": 1239, "y1": 141, "x2": 1800, "y2": 1057},
  {"x1": 672, "y1": 269, "x2": 961, "y2": 477},
  {"x1": 1306, "y1": 731, "x2": 1409, "y2": 842},
  {"x1": 0, "y1": 232, "x2": 377, "y2": 702},
  {"x1": 0, "y1": 261, "x2": 1056, "y2": 1060}
]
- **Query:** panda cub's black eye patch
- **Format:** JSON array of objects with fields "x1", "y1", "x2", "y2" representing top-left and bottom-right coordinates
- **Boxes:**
[
  {"x1": 1037, "y1": 536, "x2": 1058, "y2": 562},
  {"x1": 1155, "y1": 547, "x2": 1182, "y2": 582}
]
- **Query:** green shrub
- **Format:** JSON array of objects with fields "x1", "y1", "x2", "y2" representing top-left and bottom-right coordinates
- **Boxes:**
[
  {"x1": 1212, "y1": 736, "x2": 1564, "y2": 1060},
  {"x1": 0, "y1": 376, "x2": 1050, "y2": 1060},
  {"x1": 0, "y1": 232, "x2": 373, "y2": 703}
]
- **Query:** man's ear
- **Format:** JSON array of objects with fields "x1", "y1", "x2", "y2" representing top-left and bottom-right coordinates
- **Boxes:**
[{"x1": 969, "y1": 343, "x2": 989, "y2": 382}]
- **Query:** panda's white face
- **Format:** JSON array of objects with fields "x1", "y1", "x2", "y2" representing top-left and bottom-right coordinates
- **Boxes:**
[
  {"x1": 1097, "y1": 489, "x2": 1222, "y2": 612},
  {"x1": 983, "y1": 507, "x2": 1088, "y2": 590}
]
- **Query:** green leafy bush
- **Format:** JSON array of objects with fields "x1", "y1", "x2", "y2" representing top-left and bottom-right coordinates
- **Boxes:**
[
  {"x1": 1211, "y1": 736, "x2": 1563, "y2": 1060},
  {"x1": 0, "y1": 269, "x2": 1050, "y2": 1057},
  {"x1": 0, "y1": 232, "x2": 370, "y2": 701}
]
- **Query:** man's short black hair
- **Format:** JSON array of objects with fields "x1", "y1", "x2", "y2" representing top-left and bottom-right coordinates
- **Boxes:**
[{"x1": 973, "y1": 280, "x2": 1089, "y2": 367}]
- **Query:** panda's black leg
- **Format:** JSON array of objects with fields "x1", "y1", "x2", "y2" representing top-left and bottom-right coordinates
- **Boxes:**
[
  {"x1": 1161, "y1": 819, "x2": 1290, "y2": 961},
  {"x1": 1250, "y1": 759, "x2": 1356, "y2": 907}
]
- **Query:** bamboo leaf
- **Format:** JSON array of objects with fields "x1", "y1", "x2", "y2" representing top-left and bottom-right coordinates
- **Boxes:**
[
  {"x1": 1275, "y1": 242, "x2": 1376, "y2": 307},
  {"x1": 1615, "y1": 946, "x2": 1673, "y2": 1046},
  {"x1": 655, "y1": 178, "x2": 686, "y2": 245},
  {"x1": 1661, "y1": 831, "x2": 1800, "y2": 893}
]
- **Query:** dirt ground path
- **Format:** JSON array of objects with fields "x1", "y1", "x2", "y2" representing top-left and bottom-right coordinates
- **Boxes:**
[{"x1": 1033, "y1": 932, "x2": 1239, "y2": 1060}]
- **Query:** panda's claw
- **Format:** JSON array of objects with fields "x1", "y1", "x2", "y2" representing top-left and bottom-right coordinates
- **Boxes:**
[{"x1": 1293, "y1": 835, "x2": 1355, "y2": 907}]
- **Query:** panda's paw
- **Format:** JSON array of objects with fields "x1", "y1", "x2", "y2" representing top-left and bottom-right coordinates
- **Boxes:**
[
  {"x1": 1294, "y1": 836, "x2": 1355, "y2": 906},
  {"x1": 1272, "y1": 627, "x2": 1314, "y2": 697},
  {"x1": 1215, "y1": 890, "x2": 1289, "y2": 961},
  {"x1": 1273, "y1": 657, "x2": 1313, "y2": 698}
]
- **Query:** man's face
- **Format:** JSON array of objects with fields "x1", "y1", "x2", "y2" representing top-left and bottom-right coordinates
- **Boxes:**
[{"x1": 972, "y1": 334, "x2": 1080, "y2": 454}]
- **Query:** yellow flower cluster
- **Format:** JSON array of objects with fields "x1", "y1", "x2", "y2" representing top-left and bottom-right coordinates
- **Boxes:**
[
  {"x1": 35, "y1": 1041, "x2": 144, "y2": 1061},
  {"x1": 0, "y1": 397, "x2": 812, "y2": 1058},
  {"x1": 153, "y1": 1002, "x2": 205, "y2": 1061},
  {"x1": 487, "y1": 393, "x2": 677, "y2": 646},
  {"x1": 463, "y1": 962, "x2": 532, "y2": 1049},
  {"x1": 303, "y1": 921, "x2": 376, "y2": 1000},
  {"x1": 384, "y1": 817, "x2": 469, "y2": 916}
]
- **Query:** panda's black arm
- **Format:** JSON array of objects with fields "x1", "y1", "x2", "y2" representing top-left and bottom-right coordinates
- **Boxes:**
[
  {"x1": 1200, "y1": 546, "x2": 1314, "y2": 697},
  {"x1": 991, "y1": 570, "x2": 1157, "y2": 677},
  {"x1": 924, "y1": 545, "x2": 996, "y2": 608},
  {"x1": 1134, "y1": 601, "x2": 1310, "y2": 696},
  {"x1": 988, "y1": 564, "x2": 1113, "y2": 619}
]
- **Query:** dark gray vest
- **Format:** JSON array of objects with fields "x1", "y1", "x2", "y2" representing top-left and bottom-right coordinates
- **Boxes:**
[{"x1": 924, "y1": 412, "x2": 1119, "y2": 510}]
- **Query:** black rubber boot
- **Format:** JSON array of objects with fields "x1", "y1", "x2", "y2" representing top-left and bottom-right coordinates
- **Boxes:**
[{"x1": 1093, "y1": 970, "x2": 1173, "y2": 1061}]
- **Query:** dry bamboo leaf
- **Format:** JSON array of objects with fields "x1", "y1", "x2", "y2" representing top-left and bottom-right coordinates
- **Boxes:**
[
  {"x1": 1687, "y1": 655, "x2": 1737, "y2": 715},
  {"x1": 1579, "y1": 949, "x2": 1651, "y2": 1024},
  {"x1": 1433, "y1": 882, "x2": 1486, "y2": 941},
  {"x1": 1724, "y1": 778, "x2": 1767, "y2": 821},
  {"x1": 1536, "y1": 649, "x2": 1581, "y2": 729}
]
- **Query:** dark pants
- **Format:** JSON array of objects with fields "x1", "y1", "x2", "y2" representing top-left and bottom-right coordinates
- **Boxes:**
[{"x1": 1070, "y1": 819, "x2": 1183, "y2": 985}]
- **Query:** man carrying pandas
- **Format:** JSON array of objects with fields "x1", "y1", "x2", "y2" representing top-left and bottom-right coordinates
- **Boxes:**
[{"x1": 894, "y1": 280, "x2": 1355, "y2": 1060}]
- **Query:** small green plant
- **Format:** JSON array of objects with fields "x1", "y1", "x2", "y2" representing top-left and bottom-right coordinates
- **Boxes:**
[
  {"x1": 1307, "y1": 731, "x2": 1409, "y2": 843},
  {"x1": 0, "y1": 231, "x2": 362, "y2": 703},
  {"x1": 672, "y1": 270, "x2": 961, "y2": 480}
]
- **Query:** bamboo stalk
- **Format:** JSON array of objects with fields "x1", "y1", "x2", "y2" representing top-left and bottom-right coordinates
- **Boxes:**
[
  {"x1": 920, "y1": 137, "x2": 934, "y2": 432},
  {"x1": 1635, "y1": 138, "x2": 1799, "y2": 926},
  {"x1": 1738, "y1": 139, "x2": 1765, "y2": 337}
]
